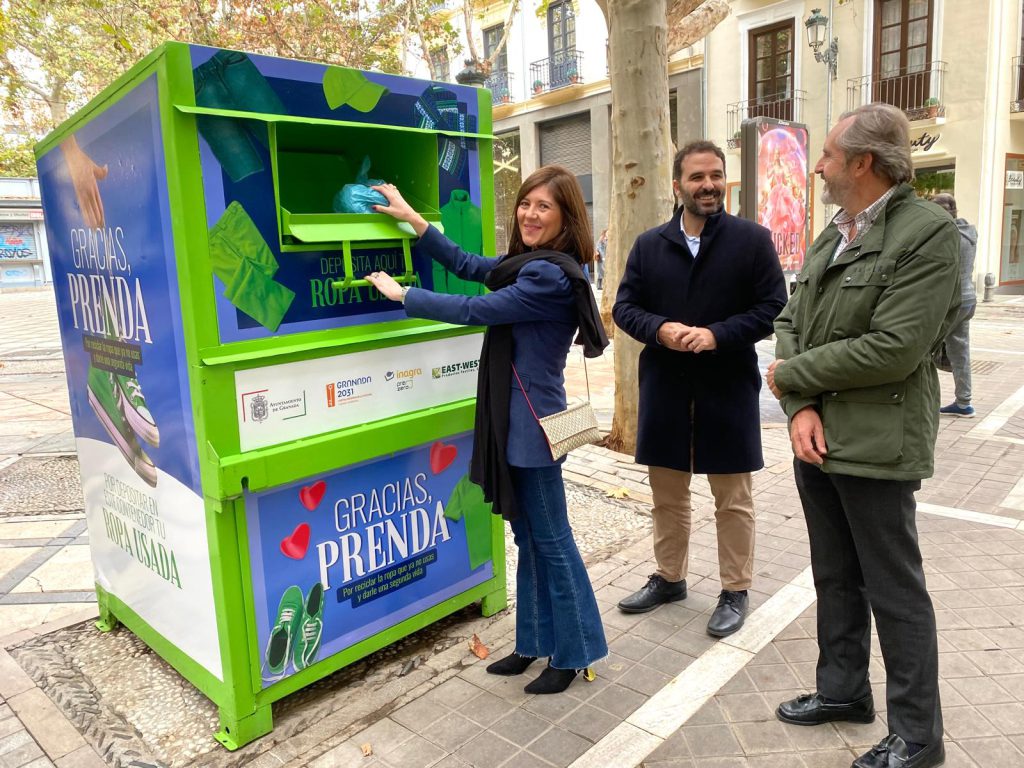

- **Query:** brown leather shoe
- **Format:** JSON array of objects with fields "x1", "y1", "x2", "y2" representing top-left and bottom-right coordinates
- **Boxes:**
[{"x1": 776, "y1": 692, "x2": 875, "y2": 725}]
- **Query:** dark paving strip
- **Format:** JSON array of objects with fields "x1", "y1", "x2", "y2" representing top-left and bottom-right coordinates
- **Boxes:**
[
  {"x1": 0, "y1": 547, "x2": 65, "y2": 596},
  {"x1": 0, "y1": 520, "x2": 91, "y2": 596},
  {"x1": 0, "y1": 592, "x2": 96, "y2": 604},
  {"x1": 0, "y1": 539, "x2": 55, "y2": 548}
]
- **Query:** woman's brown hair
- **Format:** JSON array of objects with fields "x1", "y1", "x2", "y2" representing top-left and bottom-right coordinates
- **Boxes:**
[{"x1": 506, "y1": 165, "x2": 594, "y2": 265}]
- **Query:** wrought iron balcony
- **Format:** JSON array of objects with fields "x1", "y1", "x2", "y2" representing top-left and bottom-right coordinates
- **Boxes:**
[
  {"x1": 725, "y1": 91, "x2": 806, "y2": 148},
  {"x1": 485, "y1": 70, "x2": 514, "y2": 106},
  {"x1": 529, "y1": 50, "x2": 584, "y2": 95},
  {"x1": 846, "y1": 61, "x2": 947, "y2": 121},
  {"x1": 1013, "y1": 56, "x2": 1024, "y2": 114}
]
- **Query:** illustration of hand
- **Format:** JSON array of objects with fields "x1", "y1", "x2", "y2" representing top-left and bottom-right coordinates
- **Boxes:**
[{"x1": 61, "y1": 136, "x2": 108, "y2": 228}]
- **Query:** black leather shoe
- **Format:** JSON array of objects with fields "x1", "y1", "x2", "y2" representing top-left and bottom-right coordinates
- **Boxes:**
[
  {"x1": 486, "y1": 653, "x2": 537, "y2": 676},
  {"x1": 776, "y1": 692, "x2": 875, "y2": 726},
  {"x1": 617, "y1": 574, "x2": 686, "y2": 613},
  {"x1": 706, "y1": 590, "x2": 748, "y2": 637},
  {"x1": 853, "y1": 734, "x2": 945, "y2": 768},
  {"x1": 524, "y1": 663, "x2": 579, "y2": 694}
]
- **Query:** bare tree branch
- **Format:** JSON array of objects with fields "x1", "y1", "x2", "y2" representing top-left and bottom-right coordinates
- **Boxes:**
[
  {"x1": 483, "y1": 0, "x2": 521, "y2": 74},
  {"x1": 667, "y1": 0, "x2": 729, "y2": 54}
]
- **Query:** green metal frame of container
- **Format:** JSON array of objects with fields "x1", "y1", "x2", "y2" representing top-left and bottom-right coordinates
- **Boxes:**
[{"x1": 34, "y1": 42, "x2": 505, "y2": 750}]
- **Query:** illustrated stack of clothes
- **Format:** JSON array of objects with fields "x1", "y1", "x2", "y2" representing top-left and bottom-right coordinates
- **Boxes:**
[
  {"x1": 208, "y1": 201, "x2": 295, "y2": 331},
  {"x1": 413, "y1": 86, "x2": 477, "y2": 177}
]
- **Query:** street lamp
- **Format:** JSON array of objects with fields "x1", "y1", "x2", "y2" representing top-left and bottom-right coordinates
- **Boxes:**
[{"x1": 805, "y1": 8, "x2": 838, "y2": 81}]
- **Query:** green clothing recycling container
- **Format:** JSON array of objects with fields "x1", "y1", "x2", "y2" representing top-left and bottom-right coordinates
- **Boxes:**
[{"x1": 34, "y1": 42, "x2": 506, "y2": 749}]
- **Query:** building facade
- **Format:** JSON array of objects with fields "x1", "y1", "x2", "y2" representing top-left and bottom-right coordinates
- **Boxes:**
[
  {"x1": 415, "y1": 0, "x2": 1023, "y2": 291},
  {"x1": 0, "y1": 177, "x2": 50, "y2": 289},
  {"x1": 698, "y1": 0, "x2": 1021, "y2": 290},
  {"x1": 419, "y1": 1, "x2": 705, "y2": 254}
]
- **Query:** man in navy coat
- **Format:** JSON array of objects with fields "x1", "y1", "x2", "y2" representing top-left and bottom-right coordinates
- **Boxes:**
[{"x1": 613, "y1": 140, "x2": 787, "y2": 636}]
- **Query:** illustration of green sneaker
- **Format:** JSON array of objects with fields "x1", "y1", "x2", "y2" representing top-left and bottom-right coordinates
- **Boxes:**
[
  {"x1": 87, "y1": 366, "x2": 157, "y2": 487},
  {"x1": 115, "y1": 374, "x2": 160, "y2": 448},
  {"x1": 293, "y1": 582, "x2": 324, "y2": 672},
  {"x1": 264, "y1": 585, "x2": 304, "y2": 681},
  {"x1": 99, "y1": 301, "x2": 161, "y2": 449}
]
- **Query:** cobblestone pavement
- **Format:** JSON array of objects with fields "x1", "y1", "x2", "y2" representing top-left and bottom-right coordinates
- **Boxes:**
[{"x1": 0, "y1": 288, "x2": 1023, "y2": 767}]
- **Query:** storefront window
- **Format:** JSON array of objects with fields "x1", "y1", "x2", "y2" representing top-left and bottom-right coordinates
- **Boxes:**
[
  {"x1": 0, "y1": 220, "x2": 42, "y2": 287},
  {"x1": 912, "y1": 166, "x2": 954, "y2": 197},
  {"x1": 1002, "y1": 155, "x2": 1024, "y2": 285},
  {"x1": 0, "y1": 222, "x2": 38, "y2": 261},
  {"x1": 493, "y1": 131, "x2": 521, "y2": 255}
]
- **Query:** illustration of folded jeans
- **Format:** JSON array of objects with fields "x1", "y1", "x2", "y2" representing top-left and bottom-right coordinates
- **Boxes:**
[
  {"x1": 193, "y1": 50, "x2": 287, "y2": 182},
  {"x1": 224, "y1": 258, "x2": 295, "y2": 332},
  {"x1": 209, "y1": 201, "x2": 293, "y2": 331},
  {"x1": 208, "y1": 201, "x2": 279, "y2": 284}
]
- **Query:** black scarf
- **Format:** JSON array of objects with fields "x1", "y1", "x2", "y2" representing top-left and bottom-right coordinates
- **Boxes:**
[{"x1": 469, "y1": 250, "x2": 609, "y2": 520}]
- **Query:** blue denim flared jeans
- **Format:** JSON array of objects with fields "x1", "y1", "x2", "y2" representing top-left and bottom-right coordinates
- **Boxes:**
[{"x1": 509, "y1": 465, "x2": 607, "y2": 670}]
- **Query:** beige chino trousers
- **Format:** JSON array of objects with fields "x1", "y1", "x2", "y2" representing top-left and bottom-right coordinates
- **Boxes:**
[{"x1": 648, "y1": 466, "x2": 755, "y2": 591}]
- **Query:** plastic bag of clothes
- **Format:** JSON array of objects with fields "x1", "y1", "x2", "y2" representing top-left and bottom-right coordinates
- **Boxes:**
[{"x1": 332, "y1": 156, "x2": 387, "y2": 213}]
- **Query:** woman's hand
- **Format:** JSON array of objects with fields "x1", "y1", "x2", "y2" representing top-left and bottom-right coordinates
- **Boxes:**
[
  {"x1": 366, "y1": 270, "x2": 405, "y2": 302},
  {"x1": 371, "y1": 183, "x2": 429, "y2": 236}
]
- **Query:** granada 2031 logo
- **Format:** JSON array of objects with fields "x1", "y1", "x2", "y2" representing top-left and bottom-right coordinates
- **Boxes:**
[
  {"x1": 325, "y1": 375, "x2": 372, "y2": 408},
  {"x1": 431, "y1": 359, "x2": 479, "y2": 379}
]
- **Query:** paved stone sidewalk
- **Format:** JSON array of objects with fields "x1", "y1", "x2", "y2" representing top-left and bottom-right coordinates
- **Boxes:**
[{"x1": 0, "y1": 289, "x2": 1023, "y2": 767}]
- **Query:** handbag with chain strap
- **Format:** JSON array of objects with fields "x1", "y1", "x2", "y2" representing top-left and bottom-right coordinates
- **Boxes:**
[{"x1": 512, "y1": 358, "x2": 601, "y2": 460}]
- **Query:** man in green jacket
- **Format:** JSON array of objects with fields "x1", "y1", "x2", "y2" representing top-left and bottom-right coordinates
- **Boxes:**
[{"x1": 767, "y1": 103, "x2": 959, "y2": 768}]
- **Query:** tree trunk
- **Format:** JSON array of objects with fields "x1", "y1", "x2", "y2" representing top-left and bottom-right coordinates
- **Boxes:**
[{"x1": 600, "y1": 0, "x2": 676, "y2": 456}]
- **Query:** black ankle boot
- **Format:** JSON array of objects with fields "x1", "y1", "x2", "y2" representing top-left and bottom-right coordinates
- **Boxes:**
[
  {"x1": 524, "y1": 664, "x2": 579, "y2": 694},
  {"x1": 486, "y1": 653, "x2": 537, "y2": 676}
]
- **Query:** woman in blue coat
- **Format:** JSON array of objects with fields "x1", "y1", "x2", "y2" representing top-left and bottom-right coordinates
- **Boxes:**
[{"x1": 366, "y1": 165, "x2": 609, "y2": 694}]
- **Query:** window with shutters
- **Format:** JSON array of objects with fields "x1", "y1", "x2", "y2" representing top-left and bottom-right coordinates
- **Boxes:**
[
  {"x1": 872, "y1": 0, "x2": 934, "y2": 110},
  {"x1": 547, "y1": 1, "x2": 577, "y2": 87},
  {"x1": 748, "y1": 20, "x2": 795, "y2": 121},
  {"x1": 483, "y1": 25, "x2": 507, "y2": 76},
  {"x1": 1017, "y1": 3, "x2": 1024, "y2": 105}
]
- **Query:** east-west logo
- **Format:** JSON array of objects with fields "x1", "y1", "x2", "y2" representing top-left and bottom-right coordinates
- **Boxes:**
[{"x1": 432, "y1": 359, "x2": 479, "y2": 379}]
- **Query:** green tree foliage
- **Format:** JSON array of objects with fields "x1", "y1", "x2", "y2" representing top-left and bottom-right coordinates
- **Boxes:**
[
  {"x1": 0, "y1": 0, "x2": 452, "y2": 177},
  {"x1": 0, "y1": 135, "x2": 37, "y2": 177}
]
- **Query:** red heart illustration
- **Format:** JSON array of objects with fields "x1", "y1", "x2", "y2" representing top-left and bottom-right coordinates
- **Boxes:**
[
  {"x1": 430, "y1": 441, "x2": 458, "y2": 474},
  {"x1": 280, "y1": 523, "x2": 311, "y2": 560},
  {"x1": 299, "y1": 480, "x2": 326, "y2": 511}
]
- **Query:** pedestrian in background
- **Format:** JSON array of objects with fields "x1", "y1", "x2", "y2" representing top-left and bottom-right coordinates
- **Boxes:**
[
  {"x1": 595, "y1": 228, "x2": 607, "y2": 290},
  {"x1": 613, "y1": 141, "x2": 787, "y2": 637},
  {"x1": 769, "y1": 103, "x2": 959, "y2": 768},
  {"x1": 366, "y1": 166, "x2": 609, "y2": 695},
  {"x1": 932, "y1": 193, "x2": 978, "y2": 418}
]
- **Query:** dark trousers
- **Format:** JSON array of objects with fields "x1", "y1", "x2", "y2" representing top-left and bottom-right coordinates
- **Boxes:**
[{"x1": 794, "y1": 460, "x2": 942, "y2": 745}]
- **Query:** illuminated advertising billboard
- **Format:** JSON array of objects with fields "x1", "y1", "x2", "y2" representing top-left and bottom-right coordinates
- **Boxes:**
[{"x1": 740, "y1": 118, "x2": 810, "y2": 272}]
